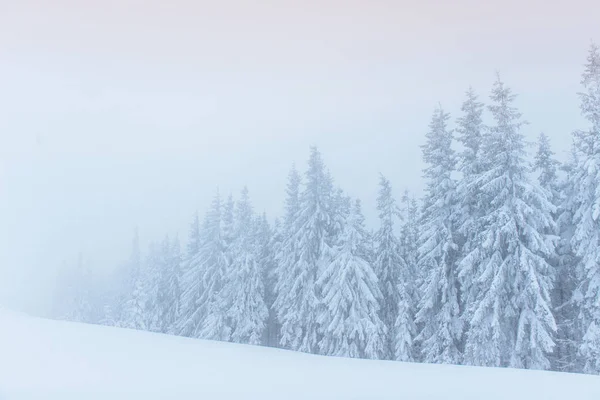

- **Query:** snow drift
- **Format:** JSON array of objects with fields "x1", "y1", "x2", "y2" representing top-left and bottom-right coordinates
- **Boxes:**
[{"x1": 0, "y1": 308, "x2": 599, "y2": 399}]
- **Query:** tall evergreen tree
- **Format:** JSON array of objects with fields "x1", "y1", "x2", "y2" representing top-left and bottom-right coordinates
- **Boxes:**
[
  {"x1": 123, "y1": 228, "x2": 148, "y2": 330},
  {"x1": 178, "y1": 214, "x2": 208, "y2": 337},
  {"x1": 199, "y1": 192, "x2": 231, "y2": 341},
  {"x1": 460, "y1": 77, "x2": 557, "y2": 369},
  {"x1": 555, "y1": 147, "x2": 583, "y2": 372},
  {"x1": 533, "y1": 132, "x2": 560, "y2": 200},
  {"x1": 226, "y1": 187, "x2": 268, "y2": 345},
  {"x1": 373, "y1": 175, "x2": 407, "y2": 359},
  {"x1": 318, "y1": 199, "x2": 386, "y2": 359},
  {"x1": 274, "y1": 147, "x2": 335, "y2": 353},
  {"x1": 155, "y1": 236, "x2": 182, "y2": 334},
  {"x1": 399, "y1": 191, "x2": 420, "y2": 296},
  {"x1": 571, "y1": 43, "x2": 600, "y2": 374},
  {"x1": 454, "y1": 88, "x2": 485, "y2": 339},
  {"x1": 257, "y1": 213, "x2": 279, "y2": 347},
  {"x1": 415, "y1": 106, "x2": 462, "y2": 365},
  {"x1": 187, "y1": 212, "x2": 201, "y2": 260},
  {"x1": 533, "y1": 132, "x2": 572, "y2": 371}
]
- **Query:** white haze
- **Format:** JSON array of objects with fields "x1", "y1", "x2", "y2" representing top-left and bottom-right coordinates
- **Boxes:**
[{"x1": 0, "y1": 0, "x2": 598, "y2": 315}]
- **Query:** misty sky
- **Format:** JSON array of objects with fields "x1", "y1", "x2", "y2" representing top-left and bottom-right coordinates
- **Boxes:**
[{"x1": 1, "y1": 0, "x2": 598, "y2": 315}]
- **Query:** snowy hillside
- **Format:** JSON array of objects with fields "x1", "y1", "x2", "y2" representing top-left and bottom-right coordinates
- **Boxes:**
[{"x1": 1, "y1": 309, "x2": 599, "y2": 399}]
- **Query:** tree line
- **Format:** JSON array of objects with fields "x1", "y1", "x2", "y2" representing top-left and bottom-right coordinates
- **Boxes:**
[{"x1": 54, "y1": 43, "x2": 600, "y2": 375}]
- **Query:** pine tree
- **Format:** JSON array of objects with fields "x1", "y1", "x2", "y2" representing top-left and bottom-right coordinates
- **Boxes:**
[
  {"x1": 282, "y1": 164, "x2": 301, "y2": 233},
  {"x1": 274, "y1": 147, "x2": 335, "y2": 353},
  {"x1": 571, "y1": 43, "x2": 600, "y2": 374},
  {"x1": 222, "y1": 194, "x2": 236, "y2": 249},
  {"x1": 199, "y1": 192, "x2": 231, "y2": 341},
  {"x1": 454, "y1": 88, "x2": 485, "y2": 339},
  {"x1": 155, "y1": 236, "x2": 182, "y2": 334},
  {"x1": 555, "y1": 147, "x2": 583, "y2": 372},
  {"x1": 532, "y1": 132, "x2": 573, "y2": 371},
  {"x1": 373, "y1": 175, "x2": 407, "y2": 359},
  {"x1": 186, "y1": 212, "x2": 201, "y2": 259},
  {"x1": 144, "y1": 241, "x2": 162, "y2": 332},
  {"x1": 123, "y1": 228, "x2": 148, "y2": 330},
  {"x1": 460, "y1": 77, "x2": 557, "y2": 369},
  {"x1": 178, "y1": 214, "x2": 208, "y2": 337},
  {"x1": 226, "y1": 187, "x2": 268, "y2": 345},
  {"x1": 256, "y1": 213, "x2": 279, "y2": 347},
  {"x1": 399, "y1": 191, "x2": 420, "y2": 295},
  {"x1": 415, "y1": 106, "x2": 462, "y2": 365},
  {"x1": 318, "y1": 199, "x2": 386, "y2": 359},
  {"x1": 533, "y1": 132, "x2": 560, "y2": 200}
]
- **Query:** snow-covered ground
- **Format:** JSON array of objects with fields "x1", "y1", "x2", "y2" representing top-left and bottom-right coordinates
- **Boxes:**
[{"x1": 1, "y1": 308, "x2": 599, "y2": 399}]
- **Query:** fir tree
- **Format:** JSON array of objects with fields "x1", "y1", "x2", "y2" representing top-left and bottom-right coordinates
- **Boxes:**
[
  {"x1": 178, "y1": 214, "x2": 209, "y2": 337},
  {"x1": 460, "y1": 77, "x2": 557, "y2": 369},
  {"x1": 318, "y1": 200, "x2": 386, "y2": 359},
  {"x1": 256, "y1": 213, "x2": 279, "y2": 347},
  {"x1": 373, "y1": 175, "x2": 407, "y2": 359},
  {"x1": 415, "y1": 106, "x2": 462, "y2": 365},
  {"x1": 199, "y1": 191, "x2": 231, "y2": 341},
  {"x1": 533, "y1": 132, "x2": 560, "y2": 200},
  {"x1": 274, "y1": 147, "x2": 335, "y2": 353},
  {"x1": 226, "y1": 187, "x2": 268, "y2": 345},
  {"x1": 571, "y1": 43, "x2": 600, "y2": 374},
  {"x1": 555, "y1": 147, "x2": 583, "y2": 372},
  {"x1": 454, "y1": 88, "x2": 485, "y2": 338},
  {"x1": 123, "y1": 229, "x2": 148, "y2": 330},
  {"x1": 155, "y1": 236, "x2": 182, "y2": 334},
  {"x1": 187, "y1": 212, "x2": 201, "y2": 260}
]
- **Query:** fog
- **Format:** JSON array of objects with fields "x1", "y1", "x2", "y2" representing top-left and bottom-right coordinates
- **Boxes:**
[{"x1": 0, "y1": 0, "x2": 597, "y2": 315}]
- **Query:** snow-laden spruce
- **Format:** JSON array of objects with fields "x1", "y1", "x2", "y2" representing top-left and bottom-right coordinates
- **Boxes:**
[
  {"x1": 199, "y1": 192, "x2": 231, "y2": 341},
  {"x1": 255, "y1": 213, "x2": 279, "y2": 347},
  {"x1": 122, "y1": 229, "x2": 149, "y2": 331},
  {"x1": 373, "y1": 175, "x2": 410, "y2": 360},
  {"x1": 454, "y1": 88, "x2": 485, "y2": 330},
  {"x1": 459, "y1": 76, "x2": 557, "y2": 369},
  {"x1": 533, "y1": 133, "x2": 573, "y2": 372},
  {"x1": 153, "y1": 236, "x2": 182, "y2": 334},
  {"x1": 554, "y1": 148, "x2": 584, "y2": 372},
  {"x1": 274, "y1": 147, "x2": 335, "y2": 353},
  {"x1": 570, "y1": 43, "x2": 600, "y2": 374},
  {"x1": 415, "y1": 106, "x2": 462, "y2": 365},
  {"x1": 318, "y1": 199, "x2": 386, "y2": 359},
  {"x1": 177, "y1": 213, "x2": 208, "y2": 338},
  {"x1": 225, "y1": 187, "x2": 268, "y2": 345},
  {"x1": 533, "y1": 132, "x2": 560, "y2": 202}
]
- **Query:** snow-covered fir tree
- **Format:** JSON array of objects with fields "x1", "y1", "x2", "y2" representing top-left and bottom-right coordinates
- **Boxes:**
[
  {"x1": 274, "y1": 147, "x2": 335, "y2": 354},
  {"x1": 198, "y1": 192, "x2": 231, "y2": 341},
  {"x1": 186, "y1": 212, "x2": 201, "y2": 259},
  {"x1": 123, "y1": 229, "x2": 148, "y2": 330},
  {"x1": 226, "y1": 187, "x2": 268, "y2": 345},
  {"x1": 571, "y1": 43, "x2": 600, "y2": 374},
  {"x1": 555, "y1": 147, "x2": 583, "y2": 372},
  {"x1": 178, "y1": 214, "x2": 209, "y2": 337},
  {"x1": 415, "y1": 106, "x2": 462, "y2": 365},
  {"x1": 399, "y1": 191, "x2": 420, "y2": 295},
  {"x1": 144, "y1": 242, "x2": 163, "y2": 332},
  {"x1": 454, "y1": 88, "x2": 485, "y2": 338},
  {"x1": 460, "y1": 76, "x2": 557, "y2": 369},
  {"x1": 532, "y1": 132, "x2": 572, "y2": 371},
  {"x1": 154, "y1": 236, "x2": 182, "y2": 334},
  {"x1": 256, "y1": 213, "x2": 279, "y2": 347},
  {"x1": 533, "y1": 132, "x2": 560, "y2": 201},
  {"x1": 318, "y1": 199, "x2": 386, "y2": 359},
  {"x1": 373, "y1": 174, "x2": 408, "y2": 360},
  {"x1": 222, "y1": 194, "x2": 236, "y2": 250}
]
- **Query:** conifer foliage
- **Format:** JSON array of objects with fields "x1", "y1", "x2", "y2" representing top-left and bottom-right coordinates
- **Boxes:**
[{"x1": 54, "y1": 42, "x2": 600, "y2": 376}]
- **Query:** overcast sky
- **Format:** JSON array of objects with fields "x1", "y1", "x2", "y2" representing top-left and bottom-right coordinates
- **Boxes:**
[{"x1": 1, "y1": 0, "x2": 598, "y2": 315}]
